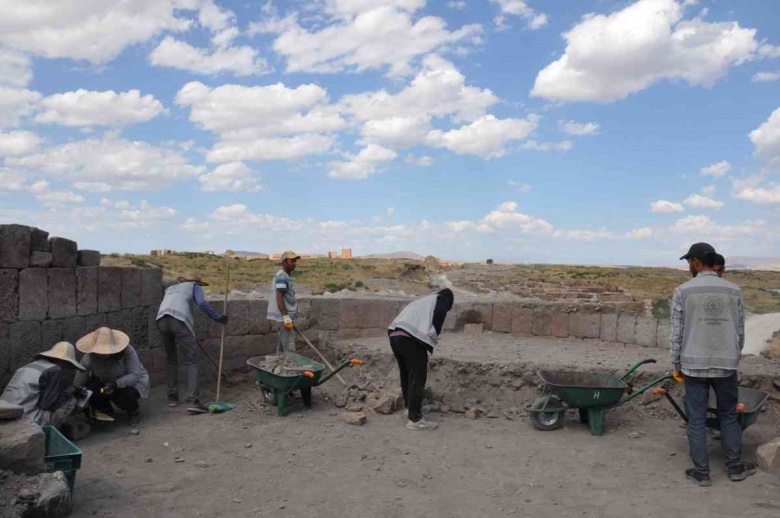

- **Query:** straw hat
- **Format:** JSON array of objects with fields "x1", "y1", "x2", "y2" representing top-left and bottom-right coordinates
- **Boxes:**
[
  {"x1": 76, "y1": 327, "x2": 130, "y2": 355},
  {"x1": 177, "y1": 271, "x2": 209, "y2": 286},
  {"x1": 38, "y1": 342, "x2": 85, "y2": 371}
]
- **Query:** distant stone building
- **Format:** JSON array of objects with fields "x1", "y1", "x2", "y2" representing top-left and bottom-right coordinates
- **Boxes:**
[
  {"x1": 341, "y1": 248, "x2": 352, "y2": 259},
  {"x1": 150, "y1": 249, "x2": 175, "y2": 256},
  {"x1": 328, "y1": 252, "x2": 338, "y2": 259}
]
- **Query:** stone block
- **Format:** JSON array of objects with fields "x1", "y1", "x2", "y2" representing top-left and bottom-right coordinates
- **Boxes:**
[
  {"x1": 121, "y1": 268, "x2": 142, "y2": 309},
  {"x1": 41, "y1": 319, "x2": 64, "y2": 349},
  {"x1": 29, "y1": 227, "x2": 49, "y2": 252},
  {"x1": 0, "y1": 269, "x2": 17, "y2": 322},
  {"x1": 361, "y1": 328, "x2": 387, "y2": 338},
  {"x1": 84, "y1": 312, "x2": 107, "y2": 334},
  {"x1": 18, "y1": 269, "x2": 47, "y2": 321},
  {"x1": 656, "y1": 320, "x2": 671, "y2": 350},
  {"x1": 24, "y1": 471, "x2": 72, "y2": 517},
  {"x1": 132, "y1": 307, "x2": 149, "y2": 349},
  {"x1": 492, "y1": 303, "x2": 512, "y2": 333},
  {"x1": 293, "y1": 298, "x2": 312, "y2": 331},
  {"x1": 227, "y1": 299, "x2": 251, "y2": 335},
  {"x1": 443, "y1": 308, "x2": 456, "y2": 331},
  {"x1": 339, "y1": 299, "x2": 360, "y2": 329},
  {"x1": 635, "y1": 317, "x2": 658, "y2": 347},
  {"x1": 569, "y1": 312, "x2": 601, "y2": 339},
  {"x1": 47, "y1": 268, "x2": 76, "y2": 319},
  {"x1": 226, "y1": 334, "x2": 275, "y2": 358},
  {"x1": 75, "y1": 267, "x2": 98, "y2": 315},
  {"x1": 464, "y1": 323, "x2": 483, "y2": 339},
  {"x1": 98, "y1": 267, "x2": 122, "y2": 313},
  {"x1": 62, "y1": 316, "x2": 85, "y2": 345},
  {"x1": 48, "y1": 237, "x2": 77, "y2": 268},
  {"x1": 511, "y1": 305, "x2": 533, "y2": 335},
  {"x1": 601, "y1": 313, "x2": 618, "y2": 342},
  {"x1": 29, "y1": 251, "x2": 52, "y2": 268},
  {"x1": 617, "y1": 313, "x2": 637, "y2": 344},
  {"x1": 532, "y1": 310, "x2": 551, "y2": 336},
  {"x1": 454, "y1": 302, "x2": 493, "y2": 331},
  {"x1": 0, "y1": 322, "x2": 9, "y2": 375},
  {"x1": 311, "y1": 298, "x2": 340, "y2": 330},
  {"x1": 0, "y1": 224, "x2": 31, "y2": 268},
  {"x1": 248, "y1": 299, "x2": 271, "y2": 335},
  {"x1": 140, "y1": 268, "x2": 163, "y2": 306},
  {"x1": 0, "y1": 419, "x2": 46, "y2": 474},
  {"x1": 757, "y1": 437, "x2": 780, "y2": 473},
  {"x1": 106, "y1": 309, "x2": 133, "y2": 336},
  {"x1": 550, "y1": 313, "x2": 569, "y2": 338},
  {"x1": 357, "y1": 299, "x2": 383, "y2": 329},
  {"x1": 77, "y1": 249, "x2": 101, "y2": 267},
  {"x1": 9, "y1": 321, "x2": 40, "y2": 371},
  {"x1": 378, "y1": 299, "x2": 405, "y2": 329}
]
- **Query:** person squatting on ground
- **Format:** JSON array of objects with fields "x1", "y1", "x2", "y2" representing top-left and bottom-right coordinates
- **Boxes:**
[
  {"x1": 0, "y1": 342, "x2": 86, "y2": 428},
  {"x1": 267, "y1": 251, "x2": 301, "y2": 353},
  {"x1": 671, "y1": 242, "x2": 756, "y2": 486},
  {"x1": 156, "y1": 272, "x2": 228, "y2": 411},
  {"x1": 74, "y1": 327, "x2": 150, "y2": 427},
  {"x1": 388, "y1": 288, "x2": 455, "y2": 431}
]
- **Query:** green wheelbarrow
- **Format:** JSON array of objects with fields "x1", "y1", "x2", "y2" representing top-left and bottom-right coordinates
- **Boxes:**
[
  {"x1": 653, "y1": 384, "x2": 769, "y2": 431},
  {"x1": 247, "y1": 352, "x2": 363, "y2": 417},
  {"x1": 530, "y1": 359, "x2": 672, "y2": 436}
]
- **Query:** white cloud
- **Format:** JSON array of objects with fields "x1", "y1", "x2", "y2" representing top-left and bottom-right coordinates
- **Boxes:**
[
  {"x1": 732, "y1": 177, "x2": 780, "y2": 204},
  {"x1": 560, "y1": 120, "x2": 600, "y2": 136},
  {"x1": 626, "y1": 227, "x2": 654, "y2": 240},
  {"x1": 701, "y1": 184, "x2": 717, "y2": 196},
  {"x1": 522, "y1": 140, "x2": 572, "y2": 152},
  {"x1": 199, "y1": 161, "x2": 262, "y2": 192},
  {"x1": 7, "y1": 136, "x2": 202, "y2": 191},
  {"x1": 651, "y1": 200, "x2": 685, "y2": 213},
  {"x1": 0, "y1": 168, "x2": 31, "y2": 192},
  {"x1": 699, "y1": 160, "x2": 730, "y2": 177},
  {"x1": 114, "y1": 200, "x2": 178, "y2": 230},
  {"x1": 35, "y1": 189, "x2": 85, "y2": 207},
  {"x1": 759, "y1": 44, "x2": 780, "y2": 59},
  {"x1": 0, "y1": 130, "x2": 40, "y2": 156},
  {"x1": 749, "y1": 107, "x2": 780, "y2": 171},
  {"x1": 36, "y1": 89, "x2": 164, "y2": 127},
  {"x1": 208, "y1": 134, "x2": 336, "y2": 163},
  {"x1": 479, "y1": 201, "x2": 554, "y2": 234},
  {"x1": 426, "y1": 115, "x2": 538, "y2": 158},
  {"x1": 386, "y1": 207, "x2": 395, "y2": 217},
  {"x1": 532, "y1": 0, "x2": 763, "y2": 103},
  {"x1": 0, "y1": 87, "x2": 41, "y2": 128},
  {"x1": 328, "y1": 144, "x2": 398, "y2": 180},
  {"x1": 253, "y1": 2, "x2": 481, "y2": 76},
  {"x1": 554, "y1": 228, "x2": 616, "y2": 241},
  {"x1": 406, "y1": 154, "x2": 434, "y2": 166},
  {"x1": 0, "y1": 0, "x2": 191, "y2": 63},
  {"x1": 0, "y1": 49, "x2": 32, "y2": 87},
  {"x1": 491, "y1": 1, "x2": 548, "y2": 31},
  {"x1": 670, "y1": 214, "x2": 767, "y2": 238},
  {"x1": 507, "y1": 180, "x2": 531, "y2": 192},
  {"x1": 752, "y1": 71, "x2": 780, "y2": 83},
  {"x1": 447, "y1": 1, "x2": 467, "y2": 10},
  {"x1": 683, "y1": 193, "x2": 724, "y2": 209},
  {"x1": 149, "y1": 37, "x2": 270, "y2": 76},
  {"x1": 361, "y1": 116, "x2": 432, "y2": 148}
]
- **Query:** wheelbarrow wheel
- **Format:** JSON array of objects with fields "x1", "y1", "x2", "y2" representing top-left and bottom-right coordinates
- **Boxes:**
[
  {"x1": 261, "y1": 386, "x2": 278, "y2": 407},
  {"x1": 530, "y1": 396, "x2": 565, "y2": 431}
]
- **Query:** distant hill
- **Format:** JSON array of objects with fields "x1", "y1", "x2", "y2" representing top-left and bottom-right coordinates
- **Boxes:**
[
  {"x1": 226, "y1": 250, "x2": 266, "y2": 257},
  {"x1": 725, "y1": 257, "x2": 780, "y2": 271},
  {"x1": 362, "y1": 251, "x2": 426, "y2": 260}
]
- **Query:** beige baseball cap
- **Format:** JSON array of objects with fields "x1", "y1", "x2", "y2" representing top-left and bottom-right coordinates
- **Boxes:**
[{"x1": 281, "y1": 251, "x2": 301, "y2": 261}]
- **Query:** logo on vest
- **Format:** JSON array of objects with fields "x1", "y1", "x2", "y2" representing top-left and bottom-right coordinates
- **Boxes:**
[{"x1": 703, "y1": 296, "x2": 725, "y2": 317}]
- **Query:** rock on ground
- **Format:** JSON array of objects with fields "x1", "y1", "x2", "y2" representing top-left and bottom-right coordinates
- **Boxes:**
[
  {"x1": 0, "y1": 420, "x2": 46, "y2": 475},
  {"x1": 366, "y1": 390, "x2": 403, "y2": 415},
  {"x1": 756, "y1": 437, "x2": 780, "y2": 472},
  {"x1": 15, "y1": 471, "x2": 72, "y2": 518},
  {"x1": 0, "y1": 400, "x2": 24, "y2": 420},
  {"x1": 343, "y1": 412, "x2": 367, "y2": 426}
]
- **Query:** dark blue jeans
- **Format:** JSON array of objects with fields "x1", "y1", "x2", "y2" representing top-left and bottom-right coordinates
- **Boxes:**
[{"x1": 684, "y1": 372, "x2": 742, "y2": 475}]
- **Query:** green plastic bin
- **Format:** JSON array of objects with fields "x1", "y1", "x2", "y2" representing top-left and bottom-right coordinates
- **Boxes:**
[{"x1": 43, "y1": 426, "x2": 82, "y2": 493}]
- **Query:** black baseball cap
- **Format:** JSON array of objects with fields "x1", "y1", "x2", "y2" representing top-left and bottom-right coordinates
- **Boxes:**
[{"x1": 680, "y1": 242, "x2": 716, "y2": 261}]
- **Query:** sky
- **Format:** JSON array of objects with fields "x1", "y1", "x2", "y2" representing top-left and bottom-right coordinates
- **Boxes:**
[{"x1": 0, "y1": 0, "x2": 779, "y2": 265}]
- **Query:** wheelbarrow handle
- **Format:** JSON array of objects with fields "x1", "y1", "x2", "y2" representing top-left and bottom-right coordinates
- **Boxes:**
[
  {"x1": 315, "y1": 358, "x2": 364, "y2": 386},
  {"x1": 616, "y1": 373, "x2": 673, "y2": 406},
  {"x1": 620, "y1": 359, "x2": 657, "y2": 381}
]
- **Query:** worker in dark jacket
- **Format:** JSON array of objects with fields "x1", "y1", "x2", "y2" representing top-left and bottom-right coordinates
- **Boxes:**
[
  {"x1": 156, "y1": 273, "x2": 227, "y2": 411},
  {"x1": 0, "y1": 342, "x2": 86, "y2": 427},
  {"x1": 713, "y1": 253, "x2": 726, "y2": 278},
  {"x1": 387, "y1": 288, "x2": 454, "y2": 431}
]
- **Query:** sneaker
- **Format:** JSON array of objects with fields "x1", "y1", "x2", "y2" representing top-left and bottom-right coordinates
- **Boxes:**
[
  {"x1": 727, "y1": 462, "x2": 757, "y2": 482},
  {"x1": 685, "y1": 468, "x2": 712, "y2": 487},
  {"x1": 128, "y1": 412, "x2": 141, "y2": 427},
  {"x1": 186, "y1": 400, "x2": 209, "y2": 414},
  {"x1": 167, "y1": 392, "x2": 179, "y2": 407},
  {"x1": 406, "y1": 418, "x2": 438, "y2": 431},
  {"x1": 93, "y1": 411, "x2": 115, "y2": 423},
  {"x1": 403, "y1": 406, "x2": 431, "y2": 418}
]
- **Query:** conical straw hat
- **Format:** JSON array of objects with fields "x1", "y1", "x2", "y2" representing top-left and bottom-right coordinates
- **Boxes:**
[
  {"x1": 38, "y1": 342, "x2": 85, "y2": 371},
  {"x1": 76, "y1": 327, "x2": 130, "y2": 355}
]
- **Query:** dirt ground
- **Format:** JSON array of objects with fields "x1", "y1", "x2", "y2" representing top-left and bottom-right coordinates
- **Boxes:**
[{"x1": 66, "y1": 332, "x2": 780, "y2": 518}]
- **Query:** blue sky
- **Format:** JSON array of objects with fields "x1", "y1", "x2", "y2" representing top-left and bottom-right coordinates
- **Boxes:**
[{"x1": 1, "y1": 0, "x2": 779, "y2": 265}]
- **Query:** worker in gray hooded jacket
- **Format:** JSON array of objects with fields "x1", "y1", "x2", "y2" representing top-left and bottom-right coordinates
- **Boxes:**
[
  {"x1": 156, "y1": 273, "x2": 227, "y2": 411},
  {"x1": 388, "y1": 288, "x2": 454, "y2": 431}
]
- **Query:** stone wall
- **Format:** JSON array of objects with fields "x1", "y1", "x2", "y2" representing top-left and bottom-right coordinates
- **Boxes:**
[{"x1": 0, "y1": 225, "x2": 163, "y2": 388}]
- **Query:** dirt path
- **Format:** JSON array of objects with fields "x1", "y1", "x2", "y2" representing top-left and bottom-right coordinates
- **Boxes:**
[
  {"x1": 68, "y1": 381, "x2": 780, "y2": 518},
  {"x1": 745, "y1": 313, "x2": 780, "y2": 356}
]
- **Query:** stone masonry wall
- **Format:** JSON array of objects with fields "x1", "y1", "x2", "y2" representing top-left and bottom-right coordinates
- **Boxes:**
[{"x1": 0, "y1": 225, "x2": 163, "y2": 388}]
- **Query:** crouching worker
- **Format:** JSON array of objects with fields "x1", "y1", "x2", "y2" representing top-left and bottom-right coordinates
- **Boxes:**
[
  {"x1": 75, "y1": 327, "x2": 149, "y2": 427},
  {"x1": 388, "y1": 289, "x2": 454, "y2": 431},
  {"x1": 0, "y1": 342, "x2": 86, "y2": 427}
]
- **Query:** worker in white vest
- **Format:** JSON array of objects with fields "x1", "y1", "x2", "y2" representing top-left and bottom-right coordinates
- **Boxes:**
[
  {"x1": 387, "y1": 288, "x2": 454, "y2": 431},
  {"x1": 0, "y1": 342, "x2": 86, "y2": 427},
  {"x1": 156, "y1": 272, "x2": 227, "y2": 412}
]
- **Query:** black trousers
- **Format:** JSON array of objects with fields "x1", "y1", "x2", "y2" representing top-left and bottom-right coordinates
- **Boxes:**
[
  {"x1": 86, "y1": 378, "x2": 140, "y2": 416},
  {"x1": 390, "y1": 335, "x2": 429, "y2": 422}
]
